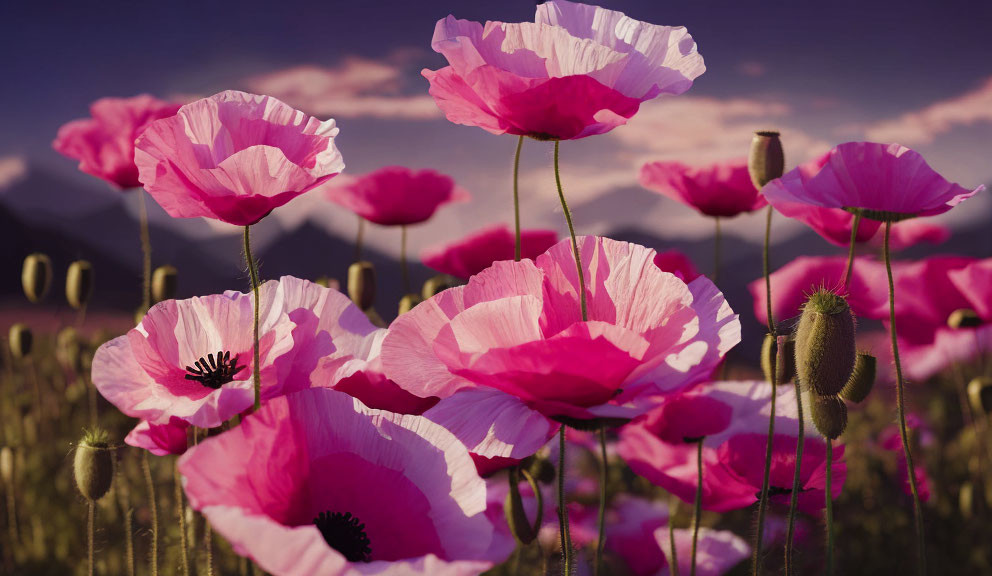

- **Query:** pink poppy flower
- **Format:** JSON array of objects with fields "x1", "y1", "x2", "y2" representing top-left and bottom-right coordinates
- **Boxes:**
[
  {"x1": 948, "y1": 258, "x2": 992, "y2": 319},
  {"x1": 91, "y1": 284, "x2": 320, "y2": 429},
  {"x1": 382, "y1": 236, "x2": 739, "y2": 427},
  {"x1": 421, "y1": 225, "x2": 558, "y2": 280},
  {"x1": 618, "y1": 381, "x2": 846, "y2": 513},
  {"x1": 659, "y1": 527, "x2": 750, "y2": 576},
  {"x1": 761, "y1": 141, "x2": 983, "y2": 220},
  {"x1": 639, "y1": 159, "x2": 765, "y2": 218},
  {"x1": 134, "y1": 90, "x2": 344, "y2": 226},
  {"x1": 869, "y1": 219, "x2": 951, "y2": 251},
  {"x1": 423, "y1": 0, "x2": 705, "y2": 140},
  {"x1": 748, "y1": 256, "x2": 888, "y2": 327},
  {"x1": 654, "y1": 250, "x2": 701, "y2": 282},
  {"x1": 179, "y1": 388, "x2": 512, "y2": 575},
  {"x1": 326, "y1": 166, "x2": 468, "y2": 227},
  {"x1": 879, "y1": 257, "x2": 976, "y2": 347},
  {"x1": 53, "y1": 94, "x2": 181, "y2": 189},
  {"x1": 124, "y1": 417, "x2": 189, "y2": 456}
]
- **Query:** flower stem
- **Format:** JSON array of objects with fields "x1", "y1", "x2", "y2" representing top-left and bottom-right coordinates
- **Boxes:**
[
  {"x1": 355, "y1": 216, "x2": 365, "y2": 262},
  {"x1": 753, "y1": 205, "x2": 778, "y2": 576},
  {"x1": 843, "y1": 210, "x2": 862, "y2": 292},
  {"x1": 243, "y1": 225, "x2": 261, "y2": 411},
  {"x1": 594, "y1": 427, "x2": 608, "y2": 576},
  {"x1": 691, "y1": 438, "x2": 703, "y2": 576},
  {"x1": 138, "y1": 189, "x2": 152, "y2": 311},
  {"x1": 713, "y1": 217, "x2": 722, "y2": 284},
  {"x1": 553, "y1": 141, "x2": 587, "y2": 322},
  {"x1": 175, "y1": 462, "x2": 190, "y2": 576},
  {"x1": 141, "y1": 451, "x2": 158, "y2": 576},
  {"x1": 784, "y1": 378, "x2": 805, "y2": 575},
  {"x1": 825, "y1": 438, "x2": 835, "y2": 576},
  {"x1": 87, "y1": 500, "x2": 95, "y2": 576},
  {"x1": 883, "y1": 221, "x2": 927, "y2": 576},
  {"x1": 205, "y1": 524, "x2": 214, "y2": 576},
  {"x1": 513, "y1": 135, "x2": 524, "y2": 262},
  {"x1": 557, "y1": 426, "x2": 573, "y2": 575}
]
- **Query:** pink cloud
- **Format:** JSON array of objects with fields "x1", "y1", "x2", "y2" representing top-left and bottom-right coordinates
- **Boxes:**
[
  {"x1": 866, "y1": 77, "x2": 992, "y2": 144},
  {"x1": 0, "y1": 155, "x2": 27, "y2": 191},
  {"x1": 243, "y1": 57, "x2": 442, "y2": 120}
]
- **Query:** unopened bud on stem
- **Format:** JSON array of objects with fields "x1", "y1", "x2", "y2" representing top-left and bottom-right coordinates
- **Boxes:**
[
  {"x1": 22, "y1": 253, "x2": 53, "y2": 303},
  {"x1": 348, "y1": 261, "x2": 376, "y2": 310},
  {"x1": 748, "y1": 131, "x2": 785, "y2": 189},
  {"x1": 795, "y1": 290, "x2": 857, "y2": 396},
  {"x1": 66, "y1": 260, "x2": 94, "y2": 310}
]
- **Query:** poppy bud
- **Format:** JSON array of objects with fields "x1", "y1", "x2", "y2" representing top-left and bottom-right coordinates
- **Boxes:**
[
  {"x1": 810, "y1": 393, "x2": 847, "y2": 440},
  {"x1": 525, "y1": 455, "x2": 556, "y2": 485},
  {"x1": 8, "y1": 323, "x2": 32, "y2": 360},
  {"x1": 761, "y1": 333, "x2": 795, "y2": 385},
  {"x1": 948, "y1": 309, "x2": 982, "y2": 329},
  {"x1": 840, "y1": 352, "x2": 876, "y2": 404},
  {"x1": 66, "y1": 260, "x2": 94, "y2": 310},
  {"x1": 748, "y1": 131, "x2": 785, "y2": 189},
  {"x1": 73, "y1": 429, "x2": 114, "y2": 501},
  {"x1": 795, "y1": 290, "x2": 856, "y2": 397},
  {"x1": 0, "y1": 447, "x2": 12, "y2": 485},
  {"x1": 968, "y1": 377, "x2": 992, "y2": 415},
  {"x1": 21, "y1": 253, "x2": 53, "y2": 304},
  {"x1": 398, "y1": 293, "x2": 422, "y2": 315},
  {"x1": 56, "y1": 327, "x2": 85, "y2": 373},
  {"x1": 348, "y1": 261, "x2": 376, "y2": 310},
  {"x1": 422, "y1": 275, "x2": 456, "y2": 300},
  {"x1": 503, "y1": 467, "x2": 542, "y2": 545},
  {"x1": 151, "y1": 265, "x2": 178, "y2": 303}
]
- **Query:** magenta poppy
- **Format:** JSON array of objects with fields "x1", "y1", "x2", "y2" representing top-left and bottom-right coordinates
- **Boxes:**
[
  {"x1": 53, "y1": 94, "x2": 181, "y2": 189},
  {"x1": 618, "y1": 381, "x2": 846, "y2": 513},
  {"x1": 761, "y1": 141, "x2": 983, "y2": 221},
  {"x1": 421, "y1": 225, "x2": 558, "y2": 280},
  {"x1": 654, "y1": 250, "x2": 701, "y2": 282},
  {"x1": 382, "y1": 236, "x2": 739, "y2": 426},
  {"x1": 878, "y1": 257, "x2": 977, "y2": 347},
  {"x1": 423, "y1": 0, "x2": 705, "y2": 140},
  {"x1": 179, "y1": 388, "x2": 513, "y2": 575},
  {"x1": 640, "y1": 159, "x2": 765, "y2": 218},
  {"x1": 948, "y1": 258, "x2": 992, "y2": 319},
  {"x1": 326, "y1": 166, "x2": 468, "y2": 227},
  {"x1": 124, "y1": 417, "x2": 189, "y2": 456},
  {"x1": 134, "y1": 90, "x2": 344, "y2": 226}
]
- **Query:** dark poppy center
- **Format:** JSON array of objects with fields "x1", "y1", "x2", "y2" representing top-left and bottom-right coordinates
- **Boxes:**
[
  {"x1": 184, "y1": 351, "x2": 244, "y2": 389},
  {"x1": 759, "y1": 485, "x2": 809, "y2": 499},
  {"x1": 314, "y1": 511, "x2": 372, "y2": 563}
]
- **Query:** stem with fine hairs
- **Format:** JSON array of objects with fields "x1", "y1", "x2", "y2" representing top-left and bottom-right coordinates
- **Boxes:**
[
  {"x1": 138, "y1": 189, "x2": 152, "y2": 311},
  {"x1": 557, "y1": 427, "x2": 573, "y2": 575},
  {"x1": 784, "y1": 377, "x2": 805, "y2": 575},
  {"x1": 141, "y1": 451, "x2": 159, "y2": 576},
  {"x1": 843, "y1": 210, "x2": 862, "y2": 291},
  {"x1": 175, "y1": 462, "x2": 190, "y2": 576},
  {"x1": 87, "y1": 500, "x2": 95, "y2": 576},
  {"x1": 243, "y1": 225, "x2": 261, "y2": 411},
  {"x1": 825, "y1": 438, "x2": 835, "y2": 576},
  {"x1": 513, "y1": 135, "x2": 524, "y2": 262}
]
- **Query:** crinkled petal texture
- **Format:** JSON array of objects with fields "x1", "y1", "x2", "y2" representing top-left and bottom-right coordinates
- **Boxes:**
[
  {"x1": 423, "y1": 0, "x2": 704, "y2": 140},
  {"x1": 326, "y1": 166, "x2": 468, "y2": 226},
  {"x1": 53, "y1": 94, "x2": 182, "y2": 189},
  {"x1": 91, "y1": 291, "x2": 299, "y2": 429},
  {"x1": 383, "y1": 236, "x2": 739, "y2": 425},
  {"x1": 135, "y1": 90, "x2": 344, "y2": 226},
  {"x1": 762, "y1": 141, "x2": 983, "y2": 219},
  {"x1": 640, "y1": 159, "x2": 765, "y2": 218},
  {"x1": 618, "y1": 381, "x2": 846, "y2": 514},
  {"x1": 179, "y1": 388, "x2": 511, "y2": 576},
  {"x1": 421, "y1": 225, "x2": 558, "y2": 280}
]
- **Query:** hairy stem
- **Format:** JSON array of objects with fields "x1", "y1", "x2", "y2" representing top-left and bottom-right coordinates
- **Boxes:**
[
  {"x1": 175, "y1": 463, "x2": 190, "y2": 576},
  {"x1": 513, "y1": 135, "x2": 524, "y2": 262},
  {"x1": 141, "y1": 452, "x2": 158, "y2": 576},
  {"x1": 557, "y1": 426, "x2": 572, "y2": 575},
  {"x1": 243, "y1": 226, "x2": 261, "y2": 411},
  {"x1": 138, "y1": 189, "x2": 152, "y2": 310},
  {"x1": 825, "y1": 438, "x2": 835, "y2": 576},
  {"x1": 87, "y1": 500, "x2": 95, "y2": 576},
  {"x1": 553, "y1": 141, "x2": 587, "y2": 321},
  {"x1": 843, "y1": 210, "x2": 862, "y2": 291},
  {"x1": 784, "y1": 378, "x2": 805, "y2": 575}
]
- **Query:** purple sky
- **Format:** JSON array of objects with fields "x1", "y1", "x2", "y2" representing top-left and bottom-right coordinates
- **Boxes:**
[{"x1": 2, "y1": 0, "x2": 991, "y2": 261}]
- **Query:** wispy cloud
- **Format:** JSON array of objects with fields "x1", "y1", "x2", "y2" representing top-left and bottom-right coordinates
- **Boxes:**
[
  {"x1": 865, "y1": 77, "x2": 992, "y2": 144},
  {"x1": 243, "y1": 56, "x2": 441, "y2": 120}
]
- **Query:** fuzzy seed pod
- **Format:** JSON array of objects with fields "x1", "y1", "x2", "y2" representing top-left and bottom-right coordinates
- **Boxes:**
[
  {"x1": 761, "y1": 334, "x2": 796, "y2": 385},
  {"x1": 795, "y1": 290, "x2": 856, "y2": 397},
  {"x1": 8, "y1": 323, "x2": 33, "y2": 360},
  {"x1": 21, "y1": 253, "x2": 53, "y2": 304},
  {"x1": 968, "y1": 377, "x2": 992, "y2": 415},
  {"x1": 748, "y1": 131, "x2": 785, "y2": 189},
  {"x1": 422, "y1": 275, "x2": 456, "y2": 300},
  {"x1": 65, "y1": 260, "x2": 94, "y2": 310},
  {"x1": 348, "y1": 261, "x2": 376, "y2": 310},
  {"x1": 810, "y1": 393, "x2": 847, "y2": 440},
  {"x1": 0, "y1": 447, "x2": 13, "y2": 485},
  {"x1": 151, "y1": 265, "x2": 178, "y2": 303},
  {"x1": 398, "y1": 293, "x2": 423, "y2": 315},
  {"x1": 948, "y1": 308, "x2": 982, "y2": 329},
  {"x1": 840, "y1": 352, "x2": 876, "y2": 404},
  {"x1": 73, "y1": 429, "x2": 113, "y2": 501}
]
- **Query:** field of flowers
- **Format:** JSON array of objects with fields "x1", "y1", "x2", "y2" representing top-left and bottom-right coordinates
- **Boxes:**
[{"x1": 2, "y1": 1, "x2": 991, "y2": 575}]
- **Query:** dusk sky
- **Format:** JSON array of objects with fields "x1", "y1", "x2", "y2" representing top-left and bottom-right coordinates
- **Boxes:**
[{"x1": 3, "y1": 0, "x2": 992, "y2": 262}]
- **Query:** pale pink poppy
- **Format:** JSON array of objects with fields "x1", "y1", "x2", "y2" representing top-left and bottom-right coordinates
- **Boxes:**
[
  {"x1": 761, "y1": 142, "x2": 983, "y2": 220},
  {"x1": 421, "y1": 225, "x2": 558, "y2": 280},
  {"x1": 91, "y1": 284, "x2": 319, "y2": 429},
  {"x1": 748, "y1": 256, "x2": 887, "y2": 327},
  {"x1": 618, "y1": 381, "x2": 846, "y2": 513},
  {"x1": 125, "y1": 417, "x2": 189, "y2": 456},
  {"x1": 658, "y1": 527, "x2": 750, "y2": 576},
  {"x1": 382, "y1": 236, "x2": 739, "y2": 427},
  {"x1": 134, "y1": 90, "x2": 344, "y2": 226},
  {"x1": 53, "y1": 94, "x2": 181, "y2": 189},
  {"x1": 640, "y1": 159, "x2": 765, "y2": 218},
  {"x1": 326, "y1": 166, "x2": 468, "y2": 227},
  {"x1": 179, "y1": 388, "x2": 513, "y2": 575},
  {"x1": 654, "y1": 250, "x2": 701, "y2": 282},
  {"x1": 423, "y1": 0, "x2": 705, "y2": 140}
]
